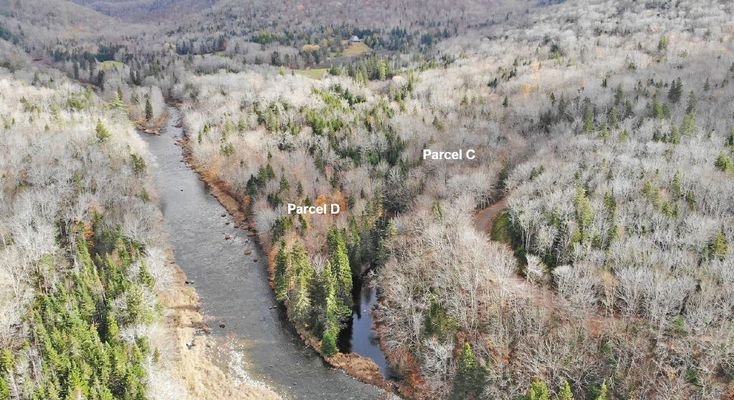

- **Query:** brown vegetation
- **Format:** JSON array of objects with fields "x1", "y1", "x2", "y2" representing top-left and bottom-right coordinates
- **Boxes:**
[{"x1": 151, "y1": 252, "x2": 279, "y2": 400}]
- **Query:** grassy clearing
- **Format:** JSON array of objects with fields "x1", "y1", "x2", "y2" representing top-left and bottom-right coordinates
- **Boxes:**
[
  {"x1": 99, "y1": 60, "x2": 124, "y2": 70},
  {"x1": 343, "y1": 42, "x2": 371, "y2": 56},
  {"x1": 490, "y1": 211, "x2": 512, "y2": 243},
  {"x1": 294, "y1": 68, "x2": 329, "y2": 80}
]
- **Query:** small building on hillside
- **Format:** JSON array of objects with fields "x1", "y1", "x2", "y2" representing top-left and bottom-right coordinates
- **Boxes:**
[{"x1": 349, "y1": 35, "x2": 362, "y2": 43}]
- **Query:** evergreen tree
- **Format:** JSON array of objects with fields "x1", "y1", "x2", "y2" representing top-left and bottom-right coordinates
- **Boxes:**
[
  {"x1": 279, "y1": 174, "x2": 290, "y2": 192},
  {"x1": 0, "y1": 349, "x2": 12, "y2": 374},
  {"x1": 715, "y1": 153, "x2": 733, "y2": 172},
  {"x1": 681, "y1": 113, "x2": 696, "y2": 135},
  {"x1": 308, "y1": 264, "x2": 328, "y2": 333},
  {"x1": 583, "y1": 108, "x2": 594, "y2": 133},
  {"x1": 671, "y1": 172, "x2": 682, "y2": 198},
  {"x1": 321, "y1": 328, "x2": 338, "y2": 356},
  {"x1": 322, "y1": 262, "x2": 341, "y2": 331},
  {"x1": 614, "y1": 84, "x2": 623, "y2": 105},
  {"x1": 708, "y1": 228, "x2": 728, "y2": 260},
  {"x1": 602, "y1": 191, "x2": 616, "y2": 219},
  {"x1": 558, "y1": 379, "x2": 574, "y2": 400},
  {"x1": 96, "y1": 70, "x2": 105, "y2": 87},
  {"x1": 526, "y1": 379, "x2": 550, "y2": 400},
  {"x1": 450, "y1": 343, "x2": 487, "y2": 400},
  {"x1": 0, "y1": 378, "x2": 8, "y2": 400},
  {"x1": 327, "y1": 228, "x2": 353, "y2": 311},
  {"x1": 274, "y1": 243, "x2": 290, "y2": 301},
  {"x1": 290, "y1": 245, "x2": 314, "y2": 325},
  {"x1": 103, "y1": 310, "x2": 120, "y2": 342},
  {"x1": 96, "y1": 120, "x2": 111, "y2": 142},
  {"x1": 130, "y1": 153, "x2": 147, "y2": 176},
  {"x1": 668, "y1": 78, "x2": 683, "y2": 103},
  {"x1": 596, "y1": 382, "x2": 609, "y2": 400},
  {"x1": 574, "y1": 186, "x2": 593, "y2": 238},
  {"x1": 292, "y1": 273, "x2": 312, "y2": 326},
  {"x1": 376, "y1": 59, "x2": 388, "y2": 80},
  {"x1": 145, "y1": 97, "x2": 153, "y2": 121},
  {"x1": 124, "y1": 285, "x2": 146, "y2": 324},
  {"x1": 47, "y1": 381, "x2": 61, "y2": 400},
  {"x1": 651, "y1": 96, "x2": 664, "y2": 119},
  {"x1": 110, "y1": 88, "x2": 127, "y2": 111},
  {"x1": 618, "y1": 129, "x2": 629, "y2": 142},
  {"x1": 138, "y1": 260, "x2": 155, "y2": 289},
  {"x1": 669, "y1": 125, "x2": 680, "y2": 144},
  {"x1": 0, "y1": 348, "x2": 10, "y2": 400},
  {"x1": 685, "y1": 91, "x2": 697, "y2": 114}
]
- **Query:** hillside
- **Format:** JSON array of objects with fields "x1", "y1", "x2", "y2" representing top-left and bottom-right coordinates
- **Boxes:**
[{"x1": 70, "y1": 0, "x2": 216, "y2": 20}]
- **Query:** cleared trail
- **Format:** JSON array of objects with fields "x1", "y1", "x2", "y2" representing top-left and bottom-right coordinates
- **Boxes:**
[
  {"x1": 473, "y1": 197, "x2": 508, "y2": 235},
  {"x1": 141, "y1": 108, "x2": 384, "y2": 400}
]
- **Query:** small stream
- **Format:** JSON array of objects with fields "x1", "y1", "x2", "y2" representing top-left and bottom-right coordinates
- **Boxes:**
[{"x1": 141, "y1": 108, "x2": 384, "y2": 399}]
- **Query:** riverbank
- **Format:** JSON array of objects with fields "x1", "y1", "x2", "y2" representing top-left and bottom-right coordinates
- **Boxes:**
[
  {"x1": 148, "y1": 250, "x2": 280, "y2": 399},
  {"x1": 177, "y1": 132, "x2": 396, "y2": 394}
]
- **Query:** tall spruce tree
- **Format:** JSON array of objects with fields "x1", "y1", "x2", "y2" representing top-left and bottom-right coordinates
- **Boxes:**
[
  {"x1": 145, "y1": 97, "x2": 153, "y2": 121},
  {"x1": 290, "y1": 245, "x2": 314, "y2": 325},
  {"x1": 327, "y1": 228, "x2": 353, "y2": 311},
  {"x1": 450, "y1": 343, "x2": 487, "y2": 400},
  {"x1": 668, "y1": 78, "x2": 683, "y2": 103},
  {"x1": 274, "y1": 243, "x2": 290, "y2": 301},
  {"x1": 321, "y1": 262, "x2": 341, "y2": 333}
]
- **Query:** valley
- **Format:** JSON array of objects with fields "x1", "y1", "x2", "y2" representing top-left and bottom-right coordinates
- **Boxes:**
[{"x1": 1, "y1": 1, "x2": 733, "y2": 399}]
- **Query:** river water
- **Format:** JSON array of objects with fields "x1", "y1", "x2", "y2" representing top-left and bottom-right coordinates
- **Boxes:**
[
  {"x1": 141, "y1": 108, "x2": 384, "y2": 399},
  {"x1": 340, "y1": 280, "x2": 396, "y2": 379}
]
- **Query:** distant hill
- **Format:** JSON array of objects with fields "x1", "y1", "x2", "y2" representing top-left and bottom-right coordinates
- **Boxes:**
[{"x1": 70, "y1": 0, "x2": 217, "y2": 20}]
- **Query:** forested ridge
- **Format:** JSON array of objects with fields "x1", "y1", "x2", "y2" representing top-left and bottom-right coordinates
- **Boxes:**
[{"x1": 1, "y1": 0, "x2": 733, "y2": 399}]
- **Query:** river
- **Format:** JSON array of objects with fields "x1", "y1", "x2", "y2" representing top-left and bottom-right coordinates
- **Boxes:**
[{"x1": 140, "y1": 108, "x2": 384, "y2": 399}]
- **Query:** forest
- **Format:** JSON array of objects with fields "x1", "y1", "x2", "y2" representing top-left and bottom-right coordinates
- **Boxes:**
[
  {"x1": 1, "y1": 0, "x2": 733, "y2": 399},
  {"x1": 0, "y1": 35, "x2": 277, "y2": 400}
]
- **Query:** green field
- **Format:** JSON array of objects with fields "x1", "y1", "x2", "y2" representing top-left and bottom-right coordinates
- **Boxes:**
[
  {"x1": 99, "y1": 60, "x2": 124, "y2": 70},
  {"x1": 294, "y1": 68, "x2": 329, "y2": 80},
  {"x1": 343, "y1": 42, "x2": 370, "y2": 56},
  {"x1": 490, "y1": 211, "x2": 512, "y2": 243}
]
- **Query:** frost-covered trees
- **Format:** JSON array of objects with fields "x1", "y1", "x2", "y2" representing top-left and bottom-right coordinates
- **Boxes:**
[
  {"x1": 22, "y1": 0, "x2": 731, "y2": 396},
  {"x1": 378, "y1": 197, "x2": 517, "y2": 397},
  {"x1": 502, "y1": 16, "x2": 734, "y2": 397}
]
